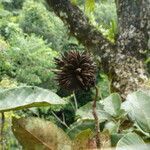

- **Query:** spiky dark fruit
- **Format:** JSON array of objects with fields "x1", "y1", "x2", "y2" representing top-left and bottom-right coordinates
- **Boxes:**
[{"x1": 54, "y1": 50, "x2": 97, "y2": 91}]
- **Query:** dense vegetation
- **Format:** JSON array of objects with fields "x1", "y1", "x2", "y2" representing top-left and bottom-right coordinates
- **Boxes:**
[{"x1": 0, "y1": 0, "x2": 149, "y2": 149}]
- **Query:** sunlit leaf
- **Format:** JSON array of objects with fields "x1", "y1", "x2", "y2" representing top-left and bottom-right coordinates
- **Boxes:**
[
  {"x1": 123, "y1": 90, "x2": 150, "y2": 133},
  {"x1": 116, "y1": 132, "x2": 148, "y2": 150},
  {"x1": 0, "y1": 86, "x2": 66, "y2": 112},
  {"x1": 76, "y1": 101, "x2": 111, "y2": 122},
  {"x1": 101, "y1": 93, "x2": 122, "y2": 117},
  {"x1": 104, "y1": 121, "x2": 120, "y2": 134}
]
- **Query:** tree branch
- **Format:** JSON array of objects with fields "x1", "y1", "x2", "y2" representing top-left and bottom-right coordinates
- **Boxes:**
[
  {"x1": 46, "y1": 0, "x2": 115, "y2": 57},
  {"x1": 45, "y1": 0, "x2": 149, "y2": 97}
]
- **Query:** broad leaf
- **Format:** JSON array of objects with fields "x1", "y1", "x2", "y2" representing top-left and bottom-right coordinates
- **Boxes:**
[
  {"x1": 101, "y1": 93, "x2": 122, "y2": 117},
  {"x1": 73, "y1": 129, "x2": 111, "y2": 150},
  {"x1": 97, "y1": 74, "x2": 110, "y2": 99},
  {"x1": 67, "y1": 119, "x2": 95, "y2": 139},
  {"x1": 0, "y1": 86, "x2": 66, "y2": 112},
  {"x1": 111, "y1": 134, "x2": 124, "y2": 147},
  {"x1": 116, "y1": 132, "x2": 148, "y2": 150},
  {"x1": 72, "y1": 129, "x2": 95, "y2": 150},
  {"x1": 123, "y1": 90, "x2": 150, "y2": 133},
  {"x1": 76, "y1": 101, "x2": 111, "y2": 122},
  {"x1": 12, "y1": 117, "x2": 72, "y2": 150},
  {"x1": 104, "y1": 121, "x2": 120, "y2": 134}
]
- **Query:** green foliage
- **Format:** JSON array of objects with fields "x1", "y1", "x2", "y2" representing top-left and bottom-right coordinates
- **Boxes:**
[
  {"x1": 97, "y1": 73, "x2": 111, "y2": 99},
  {"x1": 67, "y1": 120, "x2": 95, "y2": 139},
  {"x1": 0, "y1": 0, "x2": 65, "y2": 90},
  {"x1": 1, "y1": 0, "x2": 25, "y2": 12},
  {"x1": 0, "y1": 86, "x2": 66, "y2": 112},
  {"x1": 123, "y1": 91, "x2": 150, "y2": 134},
  {"x1": 0, "y1": 76, "x2": 17, "y2": 88},
  {"x1": 0, "y1": 3, "x2": 12, "y2": 18},
  {"x1": 8, "y1": 34, "x2": 58, "y2": 87},
  {"x1": 89, "y1": 1, "x2": 117, "y2": 41},
  {"x1": 0, "y1": 39, "x2": 12, "y2": 79},
  {"x1": 0, "y1": 21, "x2": 22, "y2": 40},
  {"x1": 67, "y1": 90, "x2": 150, "y2": 148},
  {"x1": 19, "y1": 0, "x2": 68, "y2": 51},
  {"x1": 85, "y1": 0, "x2": 95, "y2": 13},
  {"x1": 94, "y1": 1, "x2": 117, "y2": 26},
  {"x1": 116, "y1": 133, "x2": 148, "y2": 150},
  {"x1": 0, "y1": 84, "x2": 150, "y2": 149},
  {"x1": 76, "y1": 93, "x2": 125, "y2": 122},
  {"x1": 105, "y1": 121, "x2": 120, "y2": 134},
  {"x1": 0, "y1": 27, "x2": 58, "y2": 88},
  {"x1": 101, "y1": 93, "x2": 123, "y2": 117},
  {"x1": 72, "y1": 129, "x2": 94, "y2": 150},
  {"x1": 0, "y1": 0, "x2": 149, "y2": 149},
  {"x1": 76, "y1": 101, "x2": 111, "y2": 122}
]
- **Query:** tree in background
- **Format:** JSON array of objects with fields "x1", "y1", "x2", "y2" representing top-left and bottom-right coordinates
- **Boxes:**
[
  {"x1": 46, "y1": 0, "x2": 150, "y2": 97},
  {"x1": 19, "y1": 0, "x2": 68, "y2": 51}
]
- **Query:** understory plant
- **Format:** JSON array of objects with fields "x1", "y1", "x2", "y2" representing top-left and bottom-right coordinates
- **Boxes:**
[{"x1": 0, "y1": 51, "x2": 149, "y2": 150}]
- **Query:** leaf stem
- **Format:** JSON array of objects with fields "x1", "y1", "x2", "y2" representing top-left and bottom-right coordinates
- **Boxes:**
[
  {"x1": 73, "y1": 91, "x2": 78, "y2": 111},
  {"x1": 92, "y1": 86, "x2": 101, "y2": 149},
  {"x1": 51, "y1": 111, "x2": 70, "y2": 129}
]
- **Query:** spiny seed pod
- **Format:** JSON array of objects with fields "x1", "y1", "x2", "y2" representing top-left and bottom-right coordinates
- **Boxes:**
[{"x1": 54, "y1": 50, "x2": 97, "y2": 91}]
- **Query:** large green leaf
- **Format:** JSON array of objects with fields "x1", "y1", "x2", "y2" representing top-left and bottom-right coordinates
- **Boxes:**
[
  {"x1": 111, "y1": 133, "x2": 124, "y2": 147},
  {"x1": 104, "y1": 121, "x2": 120, "y2": 134},
  {"x1": 72, "y1": 129, "x2": 94, "y2": 150},
  {"x1": 67, "y1": 119, "x2": 95, "y2": 139},
  {"x1": 12, "y1": 117, "x2": 72, "y2": 150},
  {"x1": 76, "y1": 101, "x2": 111, "y2": 122},
  {"x1": 0, "y1": 86, "x2": 66, "y2": 112},
  {"x1": 101, "y1": 93, "x2": 122, "y2": 117},
  {"x1": 97, "y1": 74, "x2": 110, "y2": 99},
  {"x1": 123, "y1": 90, "x2": 150, "y2": 133},
  {"x1": 116, "y1": 132, "x2": 148, "y2": 150}
]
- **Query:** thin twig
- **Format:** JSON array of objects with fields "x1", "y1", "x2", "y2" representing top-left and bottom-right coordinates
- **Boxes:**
[
  {"x1": 62, "y1": 113, "x2": 65, "y2": 123},
  {"x1": 51, "y1": 111, "x2": 70, "y2": 129},
  {"x1": 70, "y1": 101, "x2": 76, "y2": 111},
  {"x1": 92, "y1": 86, "x2": 101, "y2": 149},
  {"x1": 73, "y1": 91, "x2": 78, "y2": 111},
  {"x1": 0, "y1": 112, "x2": 5, "y2": 150}
]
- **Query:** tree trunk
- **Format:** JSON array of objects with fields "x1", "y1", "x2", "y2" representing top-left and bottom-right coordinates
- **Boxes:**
[
  {"x1": 46, "y1": 0, "x2": 149, "y2": 98},
  {"x1": 112, "y1": 0, "x2": 149, "y2": 96}
]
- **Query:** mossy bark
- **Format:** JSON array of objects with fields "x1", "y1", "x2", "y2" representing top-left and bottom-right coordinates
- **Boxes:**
[{"x1": 46, "y1": 0, "x2": 149, "y2": 97}]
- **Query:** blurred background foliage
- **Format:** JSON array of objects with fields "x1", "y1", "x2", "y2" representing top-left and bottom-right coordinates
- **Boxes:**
[
  {"x1": 0, "y1": 0, "x2": 116, "y2": 97},
  {"x1": 0, "y1": 0, "x2": 149, "y2": 149}
]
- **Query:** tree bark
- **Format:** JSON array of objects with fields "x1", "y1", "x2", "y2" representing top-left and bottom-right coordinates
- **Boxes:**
[
  {"x1": 46, "y1": 0, "x2": 149, "y2": 97},
  {"x1": 112, "y1": 0, "x2": 149, "y2": 96},
  {"x1": 116, "y1": 0, "x2": 149, "y2": 57}
]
